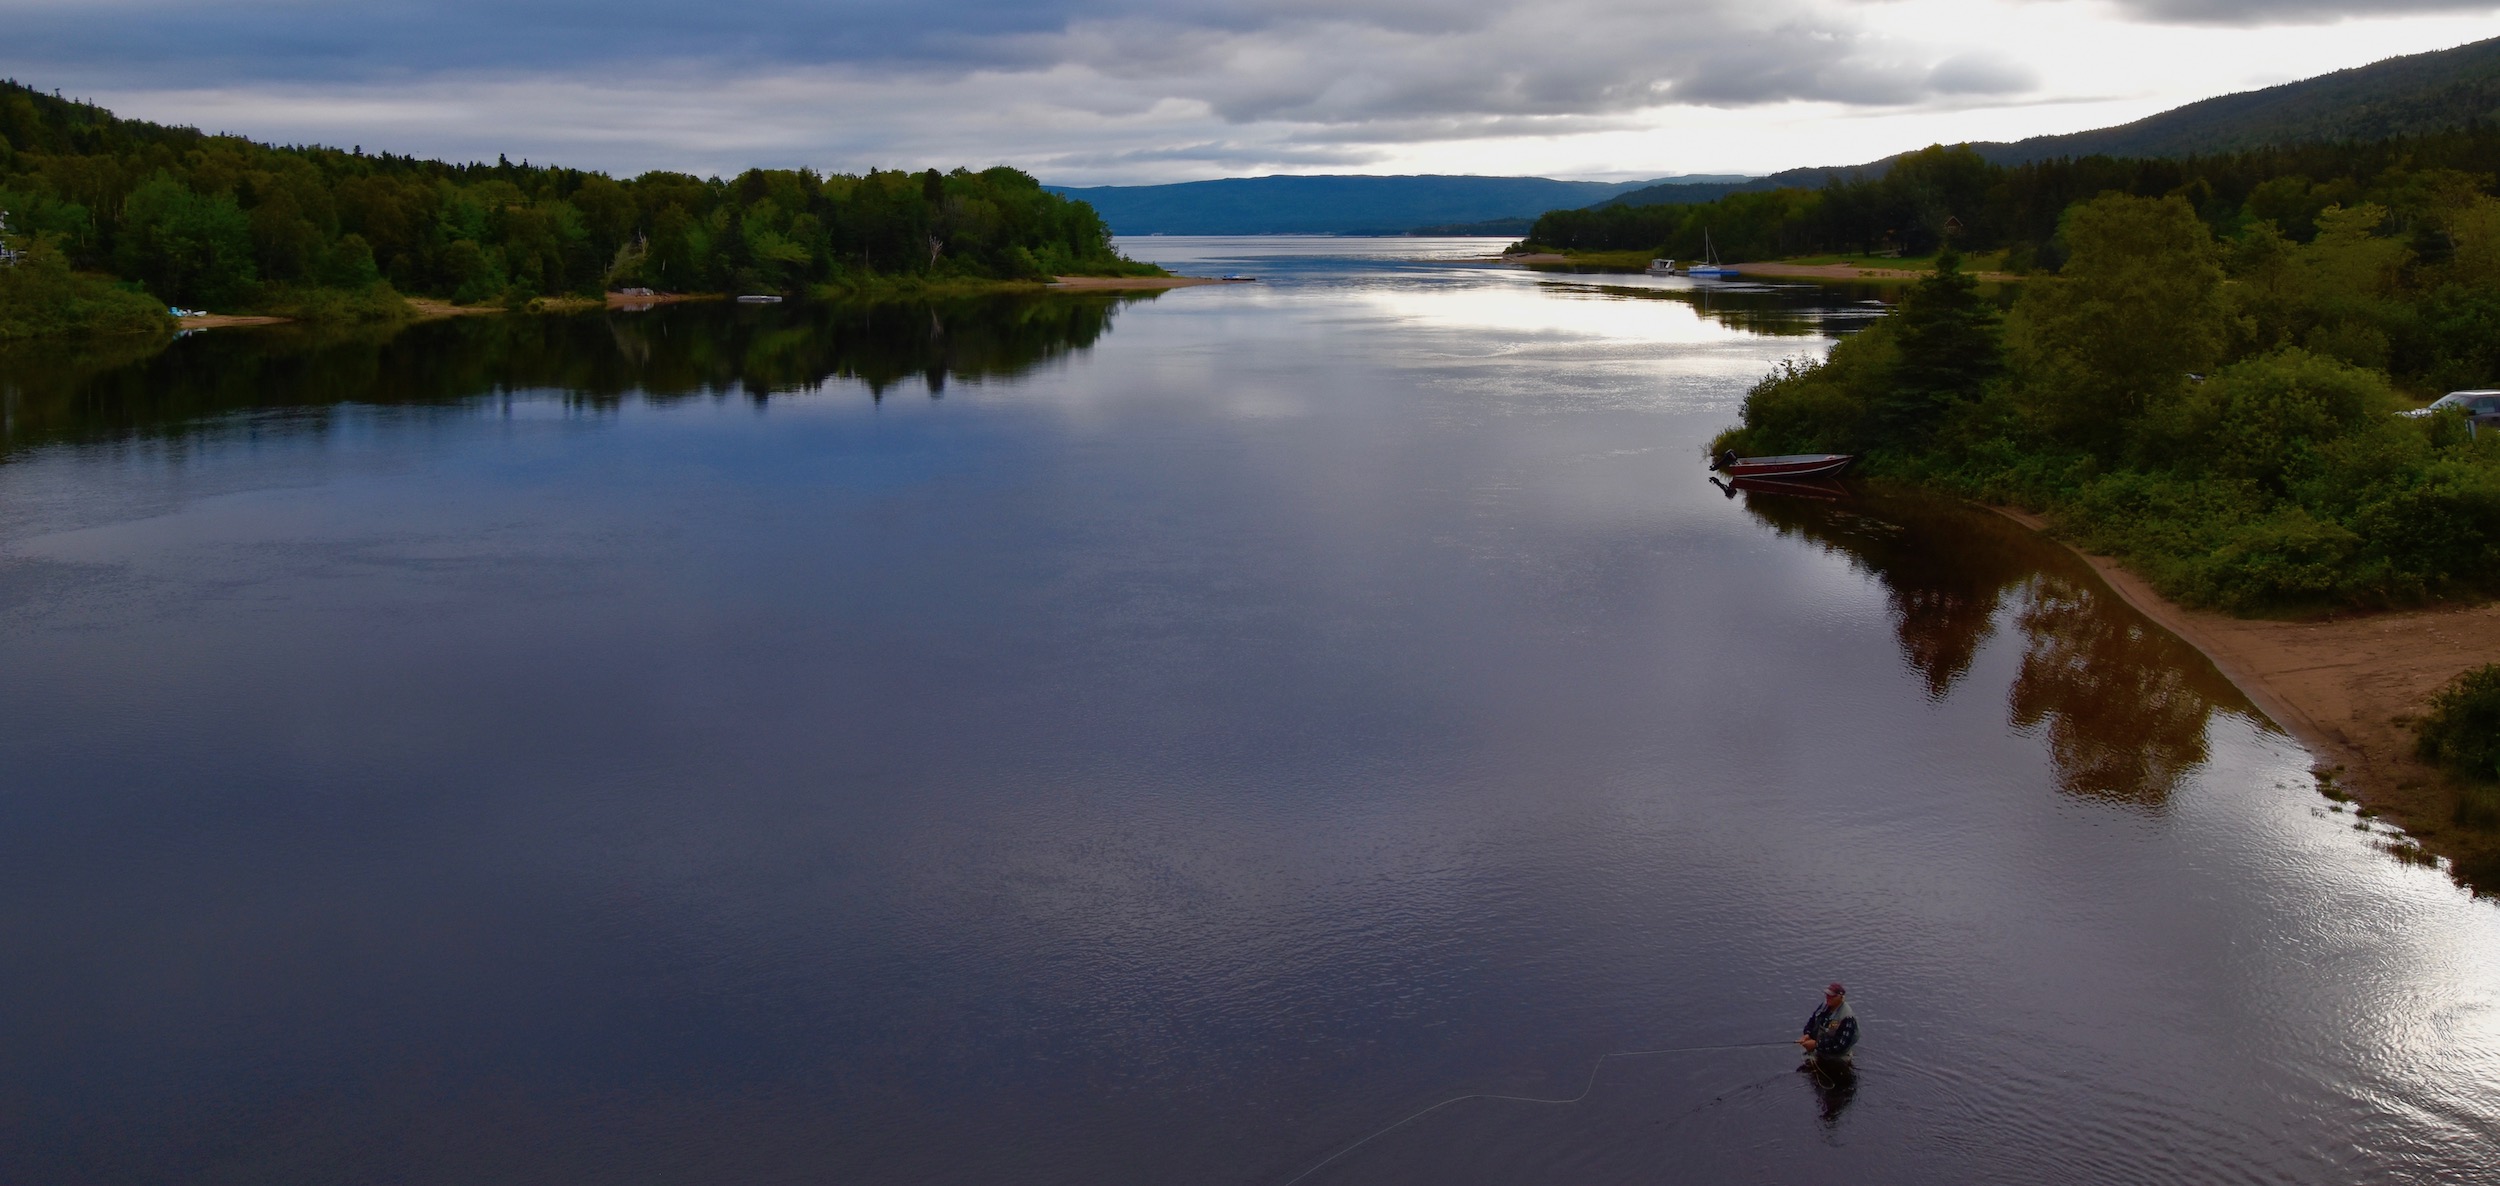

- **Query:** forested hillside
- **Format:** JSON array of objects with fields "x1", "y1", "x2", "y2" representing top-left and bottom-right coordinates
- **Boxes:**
[
  {"x1": 1588, "y1": 36, "x2": 2500, "y2": 218},
  {"x1": 0, "y1": 81, "x2": 1151, "y2": 337},
  {"x1": 1718, "y1": 186, "x2": 2500, "y2": 611},
  {"x1": 1526, "y1": 129, "x2": 2500, "y2": 302},
  {"x1": 1971, "y1": 34, "x2": 2500, "y2": 164}
]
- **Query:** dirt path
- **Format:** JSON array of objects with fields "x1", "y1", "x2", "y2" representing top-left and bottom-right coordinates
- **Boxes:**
[{"x1": 1995, "y1": 507, "x2": 2500, "y2": 882}]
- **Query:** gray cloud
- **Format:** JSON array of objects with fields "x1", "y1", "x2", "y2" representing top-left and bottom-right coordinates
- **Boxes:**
[
  {"x1": 1927, "y1": 52, "x2": 2039, "y2": 95},
  {"x1": 2109, "y1": 0, "x2": 2499, "y2": 24},
  {"x1": 0, "y1": 0, "x2": 2047, "y2": 181}
]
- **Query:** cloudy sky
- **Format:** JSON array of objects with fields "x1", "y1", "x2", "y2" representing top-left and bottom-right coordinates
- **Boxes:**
[{"x1": 5, "y1": 1, "x2": 2496, "y2": 184}]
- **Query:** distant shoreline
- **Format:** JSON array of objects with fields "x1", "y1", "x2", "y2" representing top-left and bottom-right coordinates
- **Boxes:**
[
  {"x1": 1048, "y1": 275, "x2": 1243, "y2": 290},
  {"x1": 1496, "y1": 250, "x2": 2015, "y2": 282}
]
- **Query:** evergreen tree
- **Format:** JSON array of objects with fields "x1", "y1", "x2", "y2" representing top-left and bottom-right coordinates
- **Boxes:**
[{"x1": 1877, "y1": 250, "x2": 2001, "y2": 443}]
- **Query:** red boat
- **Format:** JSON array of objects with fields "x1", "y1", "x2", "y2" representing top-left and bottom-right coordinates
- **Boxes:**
[{"x1": 1710, "y1": 452, "x2": 1856, "y2": 479}]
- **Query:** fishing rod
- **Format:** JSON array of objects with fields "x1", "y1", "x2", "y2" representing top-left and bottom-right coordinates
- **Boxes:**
[{"x1": 1276, "y1": 1040, "x2": 1796, "y2": 1186}]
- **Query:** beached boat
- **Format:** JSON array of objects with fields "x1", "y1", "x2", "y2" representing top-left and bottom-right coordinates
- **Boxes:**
[
  {"x1": 1685, "y1": 231, "x2": 1739, "y2": 279},
  {"x1": 1710, "y1": 451, "x2": 1856, "y2": 479}
]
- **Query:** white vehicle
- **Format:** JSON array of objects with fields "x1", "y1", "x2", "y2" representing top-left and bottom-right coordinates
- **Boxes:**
[{"x1": 2402, "y1": 390, "x2": 2500, "y2": 425}]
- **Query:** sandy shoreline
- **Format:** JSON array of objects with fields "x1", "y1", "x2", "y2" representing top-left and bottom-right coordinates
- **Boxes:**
[
  {"x1": 1048, "y1": 275, "x2": 1241, "y2": 290},
  {"x1": 174, "y1": 313, "x2": 288, "y2": 330},
  {"x1": 1995, "y1": 506, "x2": 2500, "y2": 883},
  {"x1": 1734, "y1": 261, "x2": 2018, "y2": 282},
  {"x1": 1494, "y1": 254, "x2": 2014, "y2": 282}
]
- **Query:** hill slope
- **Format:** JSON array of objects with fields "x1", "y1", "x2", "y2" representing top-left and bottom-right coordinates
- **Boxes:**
[
  {"x1": 1046, "y1": 174, "x2": 1742, "y2": 235},
  {"x1": 1596, "y1": 34, "x2": 2500, "y2": 213},
  {"x1": 1972, "y1": 34, "x2": 2500, "y2": 164}
]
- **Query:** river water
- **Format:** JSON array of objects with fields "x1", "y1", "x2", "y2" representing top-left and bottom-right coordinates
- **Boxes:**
[{"x1": 2, "y1": 238, "x2": 2495, "y2": 1184}]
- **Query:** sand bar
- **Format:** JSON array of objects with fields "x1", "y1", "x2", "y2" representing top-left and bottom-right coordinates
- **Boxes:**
[{"x1": 1048, "y1": 275, "x2": 1241, "y2": 290}]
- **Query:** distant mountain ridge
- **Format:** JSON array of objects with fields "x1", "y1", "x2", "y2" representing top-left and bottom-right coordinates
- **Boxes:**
[
  {"x1": 1968, "y1": 34, "x2": 2500, "y2": 165},
  {"x1": 1599, "y1": 34, "x2": 2500, "y2": 213},
  {"x1": 1046, "y1": 174, "x2": 1745, "y2": 235},
  {"x1": 1055, "y1": 34, "x2": 2500, "y2": 233}
]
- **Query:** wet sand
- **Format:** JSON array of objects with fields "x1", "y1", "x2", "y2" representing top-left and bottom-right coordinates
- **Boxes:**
[{"x1": 1998, "y1": 507, "x2": 2500, "y2": 879}]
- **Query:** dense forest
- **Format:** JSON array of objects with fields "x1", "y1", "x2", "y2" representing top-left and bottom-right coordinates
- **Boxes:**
[
  {"x1": 1717, "y1": 189, "x2": 2500, "y2": 613},
  {"x1": 1523, "y1": 128, "x2": 2500, "y2": 274},
  {"x1": 0, "y1": 292, "x2": 1146, "y2": 455},
  {"x1": 0, "y1": 80, "x2": 1155, "y2": 338}
]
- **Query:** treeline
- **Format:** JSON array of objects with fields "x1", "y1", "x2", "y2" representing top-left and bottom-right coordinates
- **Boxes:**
[
  {"x1": 0, "y1": 80, "x2": 1153, "y2": 335},
  {"x1": 0, "y1": 292, "x2": 1144, "y2": 454},
  {"x1": 1524, "y1": 127, "x2": 2500, "y2": 268},
  {"x1": 1718, "y1": 190, "x2": 2500, "y2": 614}
]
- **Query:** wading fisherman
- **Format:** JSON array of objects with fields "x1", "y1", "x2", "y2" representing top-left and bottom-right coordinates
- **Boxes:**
[{"x1": 1797, "y1": 982, "x2": 1857, "y2": 1067}]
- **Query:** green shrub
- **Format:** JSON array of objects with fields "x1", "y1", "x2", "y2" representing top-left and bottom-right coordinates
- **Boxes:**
[
  {"x1": 254, "y1": 280, "x2": 409, "y2": 324},
  {"x1": 2136, "y1": 349, "x2": 2390, "y2": 490},
  {"x1": 0, "y1": 239, "x2": 171, "y2": 340},
  {"x1": 1717, "y1": 319, "x2": 1896, "y2": 457},
  {"x1": 2416, "y1": 664, "x2": 2500, "y2": 786}
]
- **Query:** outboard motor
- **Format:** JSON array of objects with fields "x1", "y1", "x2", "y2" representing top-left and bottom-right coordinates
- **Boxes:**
[{"x1": 1711, "y1": 449, "x2": 1736, "y2": 472}]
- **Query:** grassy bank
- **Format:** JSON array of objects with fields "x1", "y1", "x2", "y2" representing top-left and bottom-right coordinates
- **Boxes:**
[{"x1": 0, "y1": 241, "x2": 170, "y2": 340}]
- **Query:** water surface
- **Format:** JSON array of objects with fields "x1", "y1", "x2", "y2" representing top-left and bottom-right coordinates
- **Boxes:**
[{"x1": 3, "y1": 238, "x2": 2496, "y2": 1184}]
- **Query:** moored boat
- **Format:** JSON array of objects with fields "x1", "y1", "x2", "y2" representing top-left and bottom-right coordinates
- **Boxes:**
[
  {"x1": 1684, "y1": 230, "x2": 1739, "y2": 278},
  {"x1": 1709, "y1": 451, "x2": 1856, "y2": 479}
]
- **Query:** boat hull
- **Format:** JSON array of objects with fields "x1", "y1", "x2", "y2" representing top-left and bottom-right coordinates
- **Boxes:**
[{"x1": 1716, "y1": 453, "x2": 1856, "y2": 479}]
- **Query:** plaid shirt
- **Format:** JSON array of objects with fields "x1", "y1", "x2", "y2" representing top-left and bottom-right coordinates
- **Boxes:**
[{"x1": 1803, "y1": 1002, "x2": 1858, "y2": 1058}]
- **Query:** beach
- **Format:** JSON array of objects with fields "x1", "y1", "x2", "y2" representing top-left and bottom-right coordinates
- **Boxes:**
[{"x1": 1048, "y1": 275, "x2": 1240, "y2": 290}]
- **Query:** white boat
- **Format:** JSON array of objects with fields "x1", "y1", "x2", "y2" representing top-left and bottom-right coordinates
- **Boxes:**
[
  {"x1": 736, "y1": 294, "x2": 784, "y2": 304},
  {"x1": 1685, "y1": 231, "x2": 1739, "y2": 279},
  {"x1": 1645, "y1": 258, "x2": 1677, "y2": 275}
]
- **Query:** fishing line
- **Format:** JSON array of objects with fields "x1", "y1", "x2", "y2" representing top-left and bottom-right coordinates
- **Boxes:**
[{"x1": 1276, "y1": 1041, "x2": 1796, "y2": 1186}]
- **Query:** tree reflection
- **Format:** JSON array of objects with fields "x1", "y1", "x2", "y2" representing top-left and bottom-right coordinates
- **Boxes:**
[
  {"x1": 1534, "y1": 277, "x2": 1892, "y2": 339},
  {"x1": 0, "y1": 292, "x2": 1151, "y2": 456},
  {"x1": 1734, "y1": 486, "x2": 2245, "y2": 807},
  {"x1": 2006, "y1": 575, "x2": 2219, "y2": 806},
  {"x1": 1735, "y1": 490, "x2": 2031, "y2": 701}
]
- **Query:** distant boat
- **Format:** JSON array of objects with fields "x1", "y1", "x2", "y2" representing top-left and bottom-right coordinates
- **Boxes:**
[
  {"x1": 1646, "y1": 258, "x2": 1677, "y2": 275},
  {"x1": 736, "y1": 294, "x2": 784, "y2": 304},
  {"x1": 1684, "y1": 231, "x2": 1739, "y2": 279},
  {"x1": 1709, "y1": 451, "x2": 1856, "y2": 479}
]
